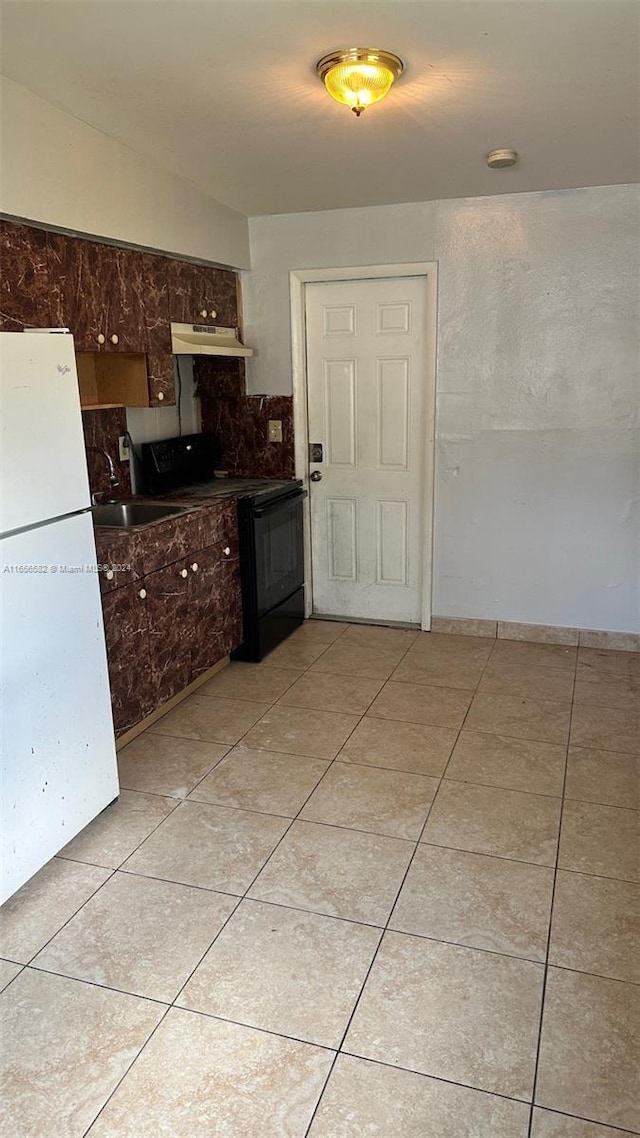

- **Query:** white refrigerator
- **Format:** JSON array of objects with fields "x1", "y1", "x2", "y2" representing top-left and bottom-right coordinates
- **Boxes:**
[{"x1": 1, "y1": 332, "x2": 119, "y2": 904}]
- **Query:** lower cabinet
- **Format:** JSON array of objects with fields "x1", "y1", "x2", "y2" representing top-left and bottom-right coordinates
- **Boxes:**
[
  {"x1": 101, "y1": 584, "x2": 154, "y2": 735},
  {"x1": 100, "y1": 519, "x2": 243, "y2": 737},
  {"x1": 191, "y1": 545, "x2": 243, "y2": 680},
  {"x1": 145, "y1": 560, "x2": 192, "y2": 707}
]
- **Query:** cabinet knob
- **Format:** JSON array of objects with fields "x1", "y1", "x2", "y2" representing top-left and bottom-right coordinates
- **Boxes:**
[
  {"x1": 110, "y1": 333, "x2": 119, "y2": 345},
  {"x1": 191, "y1": 562, "x2": 198, "y2": 573},
  {"x1": 180, "y1": 568, "x2": 188, "y2": 578},
  {"x1": 97, "y1": 333, "x2": 105, "y2": 345},
  {"x1": 139, "y1": 588, "x2": 147, "y2": 599},
  {"x1": 157, "y1": 391, "x2": 164, "y2": 401},
  {"x1": 223, "y1": 546, "x2": 231, "y2": 556},
  {"x1": 200, "y1": 309, "x2": 207, "y2": 318},
  {"x1": 209, "y1": 309, "x2": 217, "y2": 320},
  {"x1": 105, "y1": 569, "x2": 114, "y2": 581}
]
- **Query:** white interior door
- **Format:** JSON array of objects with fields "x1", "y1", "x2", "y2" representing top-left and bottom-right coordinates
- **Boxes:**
[{"x1": 305, "y1": 275, "x2": 431, "y2": 624}]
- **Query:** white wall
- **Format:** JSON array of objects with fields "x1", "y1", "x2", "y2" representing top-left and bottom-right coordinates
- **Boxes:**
[
  {"x1": 0, "y1": 77, "x2": 250, "y2": 268},
  {"x1": 244, "y1": 185, "x2": 640, "y2": 632}
]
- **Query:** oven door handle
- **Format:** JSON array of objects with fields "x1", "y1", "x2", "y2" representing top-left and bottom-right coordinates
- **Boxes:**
[{"x1": 252, "y1": 489, "x2": 308, "y2": 518}]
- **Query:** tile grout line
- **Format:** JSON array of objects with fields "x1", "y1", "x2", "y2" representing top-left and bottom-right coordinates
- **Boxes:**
[
  {"x1": 241, "y1": 626, "x2": 426, "y2": 1137},
  {"x1": 302, "y1": 631, "x2": 501, "y2": 1135},
  {"x1": 525, "y1": 648, "x2": 576, "y2": 1138},
  {"x1": 163, "y1": 623, "x2": 396, "y2": 1024},
  {"x1": 75, "y1": 636, "x2": 359, "y2": 1138},
  {"x1": 9, "y1": 624, "x2": 631, "y2": 1134}
]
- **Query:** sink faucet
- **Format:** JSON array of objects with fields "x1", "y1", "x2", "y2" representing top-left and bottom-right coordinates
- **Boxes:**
[{"x1": 86, "y1": 446, "x2": 120, "y2": 505}]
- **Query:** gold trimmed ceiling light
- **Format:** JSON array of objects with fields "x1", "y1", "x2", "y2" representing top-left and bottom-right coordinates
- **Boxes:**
[{"x1": 316, "y1": 48, "x2": 404, "y2": 116}]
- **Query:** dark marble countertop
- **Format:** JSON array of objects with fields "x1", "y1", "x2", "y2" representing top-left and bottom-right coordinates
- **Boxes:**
[
  {"x1": 162, "y1": 477, "x2": 296, "y2": 503},
  {"x1": 91, "y1": 478, "x2": 295, "y2": 537}
]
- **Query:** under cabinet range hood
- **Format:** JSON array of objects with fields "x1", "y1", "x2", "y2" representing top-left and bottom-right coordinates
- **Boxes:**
[{"x1": 170, "y1": 323, "x2": 254, "y2": 357}]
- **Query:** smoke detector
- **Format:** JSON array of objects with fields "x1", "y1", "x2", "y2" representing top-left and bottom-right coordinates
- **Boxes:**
[{"x1": 486, "y1": 148, "x2": 518, "y2": 168}]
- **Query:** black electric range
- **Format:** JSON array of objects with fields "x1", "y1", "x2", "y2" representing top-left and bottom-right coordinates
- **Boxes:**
[{"x1": 138, "y1": 433, "x2": 307, "y2": 660}]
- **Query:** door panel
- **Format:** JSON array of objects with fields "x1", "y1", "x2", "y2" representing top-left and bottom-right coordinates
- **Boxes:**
[
  {"x1": 306, "y1": 275, "x2": 430, "y2": 624},
  {"x1": 102, "y1": 582, "x2": 153, "y2": 735},
  {"x1": 47, "y1": 235, "x2": 144, "y2": 352},
  {"x1": 145, "y1": 560, "x2": 191, "y2": 706}
]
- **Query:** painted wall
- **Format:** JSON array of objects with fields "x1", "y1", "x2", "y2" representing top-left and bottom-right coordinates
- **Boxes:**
[
  {"x1": 244, "y1": 185, "x2": 640, "y2": 632},
  {"x1": 1, "y1": 77, "x2": 250, "y2": 268}
]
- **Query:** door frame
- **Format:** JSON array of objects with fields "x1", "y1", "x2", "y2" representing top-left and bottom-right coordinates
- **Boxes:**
[{"x1": 289, "y1": 262, "x2": 438, "y2": 629}]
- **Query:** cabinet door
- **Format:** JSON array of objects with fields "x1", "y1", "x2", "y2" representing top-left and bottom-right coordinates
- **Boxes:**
[
  {"x1": 190, "y1": 543, "x2": 242, "y2": 680},
  {"x1": 168, "y1": 259, "x2": 238, "y2": 327},
  {"x1": 146, "y1": 351, "x2": 176, "y2": 407},
  {"x1": 213, "y1": 553, "x2": 243, "y2": 658},
  {"x1": 0, "y1": 221, "x2": 51, "y2": 331},
  {"x1": 198, "y1": 265, "x2": 238, "y2": 328},
  {"x1": 101, "y1": 583, "x2": 153, "y2": 736},
  {"x1": 103, "y1": 246, "x2": 145, "y2": 352},
  {"x1": 141, "y1": 253, "x2": 175, "y2": 406},
  {"x1": 145, "y1": 560, "x2": 192, "y2": 707},
  {"x1": 47, "y1": 234, "x2": 145, "y2": 352},
  {"x1": 168, "y1": 260, "x2": 205, "y2": 325},
  {"x1": 48, "y1": 233, "x2": 106, "y2": 351}
]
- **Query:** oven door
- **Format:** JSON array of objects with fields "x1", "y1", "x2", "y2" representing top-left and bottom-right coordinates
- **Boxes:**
[{"x1": 252, "y1": 490, "x2": 306, "y2": 617}]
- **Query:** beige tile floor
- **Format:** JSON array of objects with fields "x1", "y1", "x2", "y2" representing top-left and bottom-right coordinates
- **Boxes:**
[{"x1": 1, "y1": 620, "x2": 639, "y2": 1137}]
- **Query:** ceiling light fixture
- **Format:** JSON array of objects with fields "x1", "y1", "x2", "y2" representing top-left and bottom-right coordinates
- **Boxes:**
[{"x1": 316, "y1": 48, "x2": 404, "y2": 116}]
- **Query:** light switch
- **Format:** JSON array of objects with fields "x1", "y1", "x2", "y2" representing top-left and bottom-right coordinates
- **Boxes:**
[{"x1": 268, "y1": 419, "x2": 283, "y2": 443}]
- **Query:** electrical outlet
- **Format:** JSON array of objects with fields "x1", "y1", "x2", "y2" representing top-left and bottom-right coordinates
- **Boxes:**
[
  {"x1": 268, "y1": 419, "x2": 283, "y2": 443},
  {"x1": 118, "y1": 435, "x2": 130, "y2": 462}
]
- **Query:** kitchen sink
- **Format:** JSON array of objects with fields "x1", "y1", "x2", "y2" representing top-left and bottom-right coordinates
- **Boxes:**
[{"x1": 91, "y1": 502, "x2": 191, "y2": 528}]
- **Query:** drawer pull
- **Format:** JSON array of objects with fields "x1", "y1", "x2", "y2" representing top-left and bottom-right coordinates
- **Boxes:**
[
  {"x1": 191, "y1": 562, "x2": 198, "y2": 573},
  {"x1": 105, "y1": 569, "x2": 114, "y2": 581},
  {"x1": 180, "y1": 568, "x2": 188, "y2": 578},
  {"x1": 200, "y1": 308, "x2": 207, "y2": 318},
  {"x1": 110, "y1": 333, "x2": 119, "y2": 345},
  {"x1": 139, "y1": 588, "x2": 147, "y2": 599},
  {"x1": 157, "y1": 391, "x2": 165, "y2": 401},
  {"x1": 223, "y1": 546, "x2": 231, "y2": 556},
  {"x1": 97, "y1": 333, "x2": 105, "y2": 345}
]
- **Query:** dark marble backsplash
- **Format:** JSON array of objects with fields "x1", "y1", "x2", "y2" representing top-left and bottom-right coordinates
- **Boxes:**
[
  {"x1": 194, "y1": 357, "x2": 295, "y2": 480},
  {"x1": 81, "y1": 407, "x2": 132, "y2": 500}
]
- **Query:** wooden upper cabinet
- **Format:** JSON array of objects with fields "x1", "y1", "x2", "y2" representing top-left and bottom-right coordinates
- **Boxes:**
[
  {"x1": 47, "y1": 234, "x2": 145, "y2": 352},
  {"x1": 141, "y1": 252, "x2": 175, "y2": 407},
  {"x1": 141, "y1": 253, "x2": 172, "y2": 352},
  {"x1": 0, "y1": 220, "x2": 51, "y2": 331},
  {"x1": 168, "y1": 259, "x2": 238, "y2": 328}
]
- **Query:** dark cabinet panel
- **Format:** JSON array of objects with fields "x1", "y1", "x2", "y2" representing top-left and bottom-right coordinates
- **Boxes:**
[
  {"x1": 0, "y1": 221, "x2": 51, "y2": 331},
  {"x1": 141, "y1": 252, "x2": 175, "y2": 406},
  {"x1": 167, "y1": 260, "x2": 205, "y2": 324},
  {"x1": 47, "y1": 234, "x2": 145, "y2": 352},
  {"x1": 101, "y1": 584, "x2": 153, "y2": 736},
  {"x1": 168, "y1": 259, "x2": 238, "y2": 327},
  {"x1": 198, "y1": 265, "x2": 238, "y2": 328},
  {"x1": 98, "y1": 503, "x2": 243, "y2": 736},
  {"x1": 141, "y1": 252, "x2": 172, "y2": 352},
  {"x1": 146, "y1": 351, "x2": 176, "y2": 407},
  {"x1": 212, "y1": 555, "x2": 243, "y2": 659},
  {"x1": 145, "y1": 560, "x2": 192, "y2": 706},
  {"x1": 190, "y1": 542, "x2": 242, "y2": 680},
  {"x1": 105, "y1": 246, "x2": 145, "y2": 351}
]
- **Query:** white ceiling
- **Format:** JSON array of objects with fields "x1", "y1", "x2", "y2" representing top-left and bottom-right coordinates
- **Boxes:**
[{"x1": 2, "y1": 0, "x2": 638, "y2": 216}]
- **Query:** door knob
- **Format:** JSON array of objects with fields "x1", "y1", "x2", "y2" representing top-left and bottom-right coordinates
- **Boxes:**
[{"x1": 310, "y1": 471, "x2": 323, "y2": 482}]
